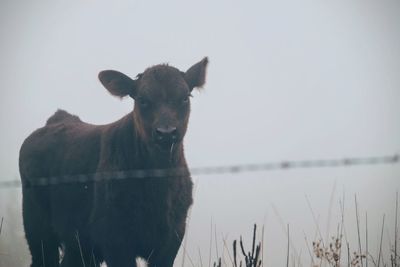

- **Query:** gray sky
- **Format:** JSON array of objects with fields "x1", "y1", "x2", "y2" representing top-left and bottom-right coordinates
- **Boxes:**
[{"x1": 1, "y1": 0, "x2": 399, "y2": 266}]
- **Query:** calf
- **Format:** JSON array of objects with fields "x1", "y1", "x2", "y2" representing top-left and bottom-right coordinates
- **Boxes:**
[{"x1": 19, "y1": 57, "x2": 208, "y2": 267}]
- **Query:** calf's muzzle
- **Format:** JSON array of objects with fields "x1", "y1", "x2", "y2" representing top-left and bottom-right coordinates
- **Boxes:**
[{"x1": 154, "y1": 126, "x2": 178, "y2": 145}]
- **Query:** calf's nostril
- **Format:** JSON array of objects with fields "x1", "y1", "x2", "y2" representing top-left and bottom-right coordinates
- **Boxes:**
[{"x1": 170, "y1": 128, "x2": 177, "y2": 136}]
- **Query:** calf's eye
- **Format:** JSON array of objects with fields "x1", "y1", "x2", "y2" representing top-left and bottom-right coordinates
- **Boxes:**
[
  {"x1": 138, "y1": 97, "x2": 149, "y2": 108},
  {"x1": 182, "y1": 95, "x2": 191, "y2": 104}
]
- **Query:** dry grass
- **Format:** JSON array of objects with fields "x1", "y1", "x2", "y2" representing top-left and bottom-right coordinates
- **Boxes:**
[
  {"x1": 208, "y1": 193, "x2": 399, "y2": 267},
  {"x1": 213, "y1": 224, "x2": 262, "y2": 267}
]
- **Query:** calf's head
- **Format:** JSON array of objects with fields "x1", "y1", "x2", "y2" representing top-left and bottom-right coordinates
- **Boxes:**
[{"x1": 98, "y1": 57, "x2": 208, "y2": 152}]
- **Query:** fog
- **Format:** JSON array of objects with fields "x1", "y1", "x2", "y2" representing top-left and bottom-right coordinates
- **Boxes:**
[{"x1": 0, "y1": 0, "x2": 399, "y2": 266}]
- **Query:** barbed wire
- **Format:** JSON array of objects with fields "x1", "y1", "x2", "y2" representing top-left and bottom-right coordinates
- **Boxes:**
[{"x1": 0, "y1": 154, "x2": 398, "y2": 188}]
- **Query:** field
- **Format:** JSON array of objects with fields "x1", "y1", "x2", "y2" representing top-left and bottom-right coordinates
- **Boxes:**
[{"x1": 0, "y1": 189, "x2": 398, "y2": 267}]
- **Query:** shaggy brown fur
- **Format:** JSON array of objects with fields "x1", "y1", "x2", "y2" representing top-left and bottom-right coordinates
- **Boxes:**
[{"x1": 19, "y1": 57, "x2": 208, "y2": 267}]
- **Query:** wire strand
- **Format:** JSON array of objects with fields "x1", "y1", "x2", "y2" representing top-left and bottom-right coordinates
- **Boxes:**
[{"x1": 1, "y1": 154, "x2": 398, "y2": 188}]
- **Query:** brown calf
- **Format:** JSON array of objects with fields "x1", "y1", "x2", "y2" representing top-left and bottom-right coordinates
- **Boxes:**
[{"x1": 19, "y1": 57, "x2": 208, "y2": 267}]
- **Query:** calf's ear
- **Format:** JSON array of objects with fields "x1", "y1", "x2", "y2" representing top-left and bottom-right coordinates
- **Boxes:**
[
  {"x1": 184, "y1": 57, "x2": 208, "y2": 91},
  {"x1": 98, "y1": 70, "x2": 137, "y2": 98}
]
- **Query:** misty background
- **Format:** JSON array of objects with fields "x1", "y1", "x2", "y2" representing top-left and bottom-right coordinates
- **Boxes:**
[{"x1": 0, "y1": 0, "x2": 399, "y2": 266}]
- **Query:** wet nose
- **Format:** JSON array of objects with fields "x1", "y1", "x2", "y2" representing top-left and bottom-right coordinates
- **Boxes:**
[{"x1": 155, "y1": 126, "x2": 178, "y2": 142}]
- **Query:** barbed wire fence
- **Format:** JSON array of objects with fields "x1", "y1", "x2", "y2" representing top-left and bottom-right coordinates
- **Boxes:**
[{"x1": 0, "y1": 153, "x2": 398, "y2": 188}]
